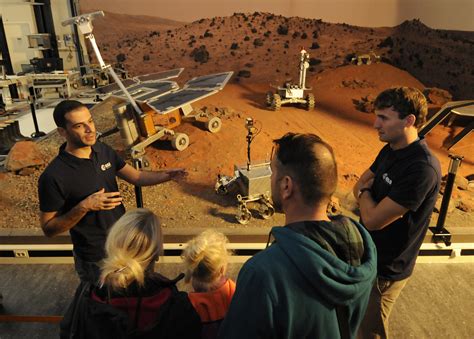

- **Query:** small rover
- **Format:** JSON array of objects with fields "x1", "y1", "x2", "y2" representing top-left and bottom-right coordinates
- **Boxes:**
[
  {"x1": 351, "y1": 52, "x2": 381, "y2": 65},
  {"x1": 215, "y1": 118, "x2": 274, "y2": 224},
  {"x1": 266, "y1": 49, "x2": 315, "y2": 111}
]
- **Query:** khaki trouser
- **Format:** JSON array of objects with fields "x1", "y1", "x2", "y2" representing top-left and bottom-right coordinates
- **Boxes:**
[{"x1": 358, "y1": 276, "x2": 409, "y2": 339}]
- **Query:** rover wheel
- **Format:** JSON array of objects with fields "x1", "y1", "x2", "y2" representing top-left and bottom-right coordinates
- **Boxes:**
[
  {"x1": 205, "y1": 117, "x2": 222, "y2": 133},
  {"x1": 215, "y1": 175, "x2": 229, "y2": 195},
  {"x1": 171, "y1": 133, "x2": 189, "y2": 151},
  {"x1": 141, "y1": 155, "x2": 151, "y2": 169},
  {"x1": 259, "y1": 203, "x2": 275, "y2": 220},
  {"x1": 265, "y1": 91, "x2": 273, "y2": 107},
  {"x1": 306, "y1": 93, "x2": 315, "y2": 111},
  {"x1": 236, "y1": 208, "x2": 252, "y2": 225},
  {"x1": 271, "y1": 93, "x2": 281, "y2": 111},
  {"x1": 216, "y1": 184, "x2": 228, "y2": 195}
]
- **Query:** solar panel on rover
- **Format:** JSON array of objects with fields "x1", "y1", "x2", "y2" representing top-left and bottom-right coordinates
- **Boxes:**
[
  {"x1": 96, "y1": 78, "x2": 138, "y2": 94},
  {"x1": 134, "y1": 82, "x2": 179, "y2": 101},
  {"x1": 113, "y1": 81, "x2": 177, "y2": 98},
  {"x1": 184, "y1": 72, "x2": 233, "y2": 90},
  {"x1": 147, "y1": 89, "x2": 214, "y2": 114},
  {"x1": 136, "y1": 68, "x2": 184, "y2": 82}
]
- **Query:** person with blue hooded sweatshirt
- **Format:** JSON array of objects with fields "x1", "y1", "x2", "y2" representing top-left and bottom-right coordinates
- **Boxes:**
[{"x1": 218, "y1": 133, "x2": 377, "y2": 339}]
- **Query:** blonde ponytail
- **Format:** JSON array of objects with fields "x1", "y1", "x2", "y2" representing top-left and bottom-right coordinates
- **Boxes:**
[
  {"x1": 100, "y1": 208, "x2": 162, "y2": 291},
  {"x1": 182, "y1": 230, "x2": 231, "y2": 288}
]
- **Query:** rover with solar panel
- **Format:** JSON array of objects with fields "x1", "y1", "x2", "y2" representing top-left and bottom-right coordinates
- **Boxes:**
[
  {"x1": 63, "y1": 11, "x2": 232, "y2": 157},
  {"x1": 63, "y1": 11, "x2": 233, "y2": 207}
]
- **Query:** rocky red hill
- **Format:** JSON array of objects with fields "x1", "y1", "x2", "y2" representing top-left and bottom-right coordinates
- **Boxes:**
[{"x1": 81, "y1": 11, "x2": 473, "y2": 100}]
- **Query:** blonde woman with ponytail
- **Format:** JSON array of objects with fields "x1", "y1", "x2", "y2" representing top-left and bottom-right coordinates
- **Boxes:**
[
  {"x1": 182, "y1": 230, "x2": 236, "y2": 339},
  {"x1": 99, "y1": 208, "x2": 162, "y2": 291},
  {"x1": 61, "y1": 208, "x2": 201, "y2": 339}
]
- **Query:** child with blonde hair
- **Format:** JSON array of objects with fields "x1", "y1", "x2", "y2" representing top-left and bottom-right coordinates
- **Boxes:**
[
  {"x1": 182, "y1": 229, "x2": 236, "y2": 339},
  {"x1": 60, "y1": 208, "x2": 201, "y2": 338}
]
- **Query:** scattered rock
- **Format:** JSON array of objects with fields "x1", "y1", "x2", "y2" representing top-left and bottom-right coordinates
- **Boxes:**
[
  {"x1": 18, "y1": 167, "x2": 36, "y2": 176},
  {"x1": 342, "y1": 173, "x2": 360, "y2": 183},
  {"x1": 5, "y1": 141, "x2": 44, "y2": 172},
  {"x1": 353, "y1": 94, "x2": 376, "y2": 113},
  {"x1": 423, "y1": 88, "x2": 452, "y2": 106},
  {"x1": 116, "y1": 53, "x2": 126, "y2": 62},
  {"x1": 456, "y1": 200, "x2": 473, "y2": 213},
  {"x1": 339, "y1": 191, "x2": 358, "y2": 214},
  {"x1": 378, "y1": 36, "x2": 394, "y2": 48},
  {"x1": 277, "y1": 25, "x2": 288, "y2": 35},
  {"x1": 342, "y1": 79, "x2": 375, "y2": 89},
  {"x1": 198, "y1": 105, "x2": 237, "y2": 120},
  {"x1": 441, "y1": 174, "x2": 469, "y2": 191},
  {"x1": 237, "y1": 70, "x2": 251, "y2": 78},
  {"x1": 433, "y1": 193, "x2": 456, "y2": 214},
  {"x1": 253, "y1": 38, "x2": 263, "y2": 47},
  {"x1": 190, "y1": 45, "x2": 209, "y2": 63},
  {"x1": 327, "y1": 196, "x2": 341, "y2": 215},
  {"x1": 455, "y1": 176, "x2": 469, "y2": 190}
]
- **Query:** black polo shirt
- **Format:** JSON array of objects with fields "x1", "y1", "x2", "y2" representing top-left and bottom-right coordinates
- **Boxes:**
[
  {"x1": 367, "y1": 138, "x2": 441, "y2": 280},
  {"x1": 38, "y1": 142, "x2": 126, "y2": 262}
]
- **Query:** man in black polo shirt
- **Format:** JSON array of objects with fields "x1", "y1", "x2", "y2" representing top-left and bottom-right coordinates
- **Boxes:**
[
  {"x1": 38, "y1": 100, "x2": 186, "y2": 284},
  {"x1": 353, "y1": 87, "x2": 441, "y2": 338}
]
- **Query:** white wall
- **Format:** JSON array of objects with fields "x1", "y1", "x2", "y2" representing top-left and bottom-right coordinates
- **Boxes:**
[
  {"x1": 0, "y1": 1, "x2": 41, "y2": 73},
  {"x1": 51, "y1": 0, "x2": 80, "y2": 71},
  {"x1": 0, "y1": 0, "x2": 89, "y2": 74}
]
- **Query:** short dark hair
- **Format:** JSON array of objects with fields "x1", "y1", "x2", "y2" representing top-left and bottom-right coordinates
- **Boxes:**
[
  {"x1": 273, "y1": 133, "x2": 337, "y2": 205},
  {"x1": 374, "y1": 87, "x2": 428, "y2": 128},
  {"x1": 53, "y1": 100, "x2": 87, "y2": 128}
]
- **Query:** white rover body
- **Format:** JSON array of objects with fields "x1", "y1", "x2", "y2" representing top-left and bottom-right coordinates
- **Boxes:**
[
  {"x1": 215, "y1": 118, "x2": 275, "y2": 224},
  {"x1": 266, "y1": 49, "x2": 315, "y2": 111}
]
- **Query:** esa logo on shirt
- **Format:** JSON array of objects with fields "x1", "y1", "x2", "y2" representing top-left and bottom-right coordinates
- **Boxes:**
[
  {"x1": 100, "y1": 162, "x2": 112, "y2": 171},
  {"x1": 382, "y1": 173, "x2": 392, "y2": 185}
]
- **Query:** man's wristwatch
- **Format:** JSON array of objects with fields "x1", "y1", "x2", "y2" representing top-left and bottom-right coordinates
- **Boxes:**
[{"x1": 358, "y1": 187, "x2": 372, "y2": 199}]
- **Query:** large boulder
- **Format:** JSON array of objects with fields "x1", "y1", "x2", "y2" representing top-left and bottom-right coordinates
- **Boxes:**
[
  {"x1": 423, "y1": 87, "x2": 452, "y2": 106},
  {"x1": 441, "y1": 174, "x2": 469, "y2": 191},
  {"x1": 190, "y1": 45, "x2": 209, "y2": 64},
  {"x1": 456, "y1": 199, "x2": 474, "y2": 213},
  {"x1": 339, "y1": 190, "x2": 358, "y2": 214},
  {"x1": 433, "y1": 193, "x2": 456, "y2": 214},
  {"x1": 5, "y1": 141, "x2": 44, "y2": 172}
]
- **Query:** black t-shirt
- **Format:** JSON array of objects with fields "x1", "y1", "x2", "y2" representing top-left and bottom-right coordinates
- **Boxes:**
[
  {"x1": 38, "y1": 142, "x2": 126, "y2": 262},
  {"x1": 367, "y1": 138, "x2": 441, "y2": 280}
]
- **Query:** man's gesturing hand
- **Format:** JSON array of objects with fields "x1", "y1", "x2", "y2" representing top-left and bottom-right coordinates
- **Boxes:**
[
  {"x1": 166, "y1": 168, "x2": 188, "y2": 181},
  {"x1": 80, "y1": 188, "x2": 123, "y2": 211}
]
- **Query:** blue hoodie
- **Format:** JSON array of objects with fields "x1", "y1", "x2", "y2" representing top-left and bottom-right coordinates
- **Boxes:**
[{"x1": 218, "y1": 220, "x2": 377, "y2": 339}]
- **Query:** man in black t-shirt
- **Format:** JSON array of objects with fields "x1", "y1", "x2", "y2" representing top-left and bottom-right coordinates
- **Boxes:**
[
  {"x1": 353, "y1": 87, "x2": 441, "y2": 338},
  {"x1": 38, "y1": 100, "x2": 186, "y2": 284}
]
